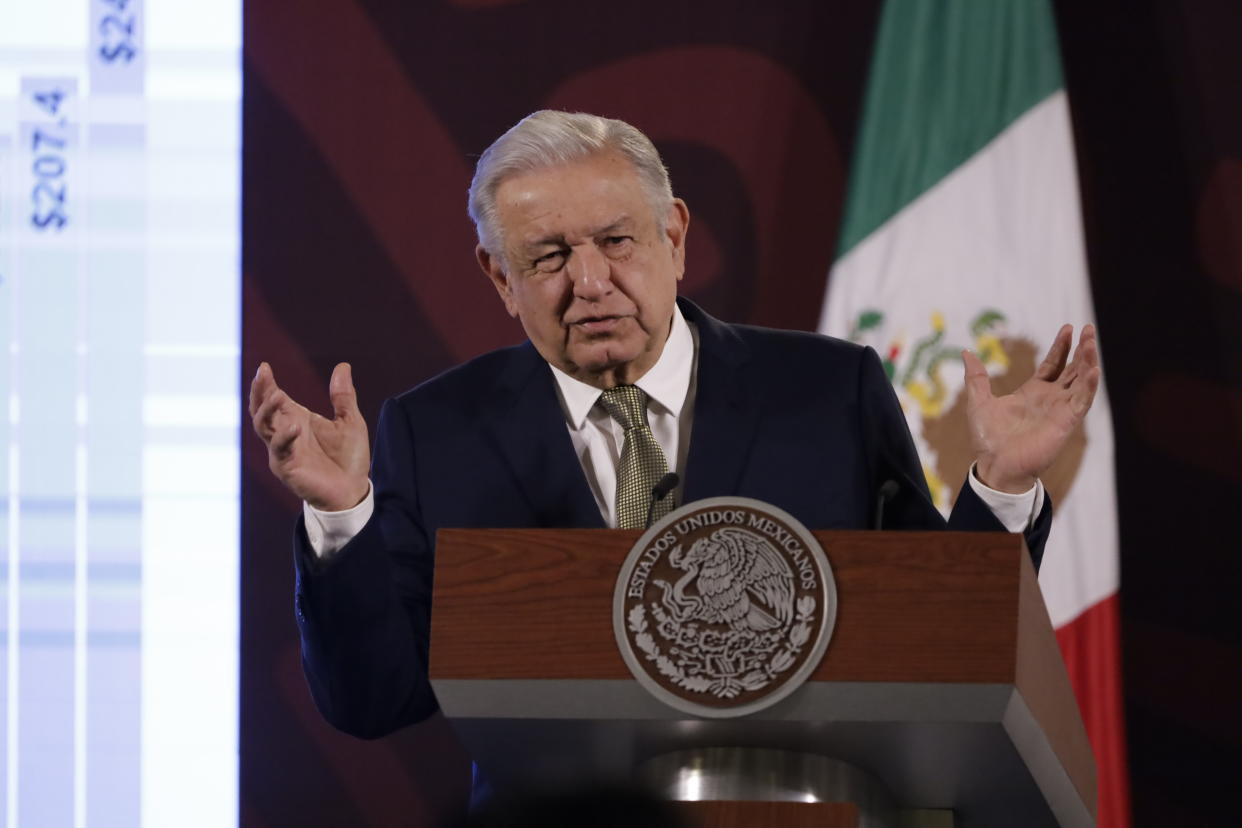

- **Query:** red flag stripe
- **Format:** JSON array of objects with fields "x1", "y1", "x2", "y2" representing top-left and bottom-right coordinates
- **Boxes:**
[{"x1": 1056, "y1": 593, "x2": 1132, "y2": 828}]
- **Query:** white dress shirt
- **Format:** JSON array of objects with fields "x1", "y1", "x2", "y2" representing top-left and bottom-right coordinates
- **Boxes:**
[
  {"x1": 546, "y1": 305, "x2": 696, "y2": 528},
  {"x1": 305, "y1": 305, "x2": 1043, "y2": 557}
]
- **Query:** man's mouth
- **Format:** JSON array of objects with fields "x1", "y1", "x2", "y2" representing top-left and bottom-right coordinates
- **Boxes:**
[{"x1": 570, "y1": 314, "x2": 627, "y2": 334}]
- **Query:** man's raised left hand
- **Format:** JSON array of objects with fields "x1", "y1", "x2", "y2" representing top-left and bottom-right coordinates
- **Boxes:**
[{"x1": 964, "y1": 324, "x2": 1101, "y2": 494}]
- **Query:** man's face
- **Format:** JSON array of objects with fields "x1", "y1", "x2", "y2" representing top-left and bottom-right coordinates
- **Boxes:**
[{"x1": 478, "y1": 151, "x2": 689, "y2": 388}]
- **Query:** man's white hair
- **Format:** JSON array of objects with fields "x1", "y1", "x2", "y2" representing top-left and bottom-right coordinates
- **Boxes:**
[{"x1": 467, "y1": 110, "x2": 674, "y2": 257}]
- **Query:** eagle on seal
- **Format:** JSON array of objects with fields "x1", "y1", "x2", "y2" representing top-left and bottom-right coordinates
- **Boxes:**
[{"x1": 659, "y1": 527, "x2": 796, "y2": 632}]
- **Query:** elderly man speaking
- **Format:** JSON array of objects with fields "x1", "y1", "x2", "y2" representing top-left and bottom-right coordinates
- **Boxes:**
[{"x1": 249, "y1": 110, "x2": 1100, "y2": 739}]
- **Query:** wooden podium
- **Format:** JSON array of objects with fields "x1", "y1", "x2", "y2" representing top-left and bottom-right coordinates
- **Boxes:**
[{"x1": 429, "y1": 529, "x2": 1097, "y2": 827}]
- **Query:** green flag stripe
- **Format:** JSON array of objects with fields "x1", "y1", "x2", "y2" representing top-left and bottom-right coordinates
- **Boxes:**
[{"x1": 836, "y1": 0, "x2": 1064, "y2": 257}]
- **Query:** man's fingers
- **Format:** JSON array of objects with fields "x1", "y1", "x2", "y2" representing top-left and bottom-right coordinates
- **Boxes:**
[
  {"x1": 249, "y1": 362, "x2": 274, "y2": 418},
  {"x1": 270, "y1": 419, "x2": 301, "y2": 457},
  {"x1": 1058, "y1": 326, "x2": 1100, "y2": 389},
  {"x1": 1070, "y1": 365, "x2": 1101, "y2": 418},
  {"x1": 252, "y1": 387, "x2": 291, "y2": 442},
  {"x1": 961, "y1": 349, "x2": 993, "y2": 403},
  {"x1": 1072, "y1": 325, "x2": 1099, "y2": 370},
  {"x1": 1034, "y1": 324, "x2": 1073, "y2": 381},
  {"x1": 329, "y1": 362, "x2": 359, "y2": 420},
  {"x1": 254, "y1": 361, "x2": 361, "y2": 430}
]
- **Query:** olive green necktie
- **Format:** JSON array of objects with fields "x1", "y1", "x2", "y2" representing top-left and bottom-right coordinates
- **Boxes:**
[{"x1": 599, "y1": 385, "x2": 673, "y2": 529}]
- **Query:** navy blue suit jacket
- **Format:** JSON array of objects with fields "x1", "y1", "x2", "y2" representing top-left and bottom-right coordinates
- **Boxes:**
[{"x1": 293, "y1": 299, "x2": 1050, "y2": 738}]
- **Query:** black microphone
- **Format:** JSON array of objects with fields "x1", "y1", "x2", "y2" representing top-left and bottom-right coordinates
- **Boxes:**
[
  {"x1": 645, "y1": 472, "x2": 681, "y2": 528},
  {"x1": 873, "y1": 479, "x2": 899, "y2": 530}
]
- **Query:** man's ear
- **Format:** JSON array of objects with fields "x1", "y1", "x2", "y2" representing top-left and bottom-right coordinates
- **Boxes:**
[
  {"x1": 665, "y1": 199, "x2": 690, "y2": 281},
  {"x1": 476, "y1": 244, "x2": 518, "y2": 318}
]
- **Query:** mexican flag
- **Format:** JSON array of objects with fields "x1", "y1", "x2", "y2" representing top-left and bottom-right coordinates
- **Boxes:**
[{"x1": 819, "y1": 1, "x2": 1130, "y2": 825}]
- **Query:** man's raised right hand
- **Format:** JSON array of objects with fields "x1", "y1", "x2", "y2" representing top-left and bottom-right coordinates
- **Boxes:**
[{"x1": 249, "y1": 362, "x2": 371, "y2": 512}]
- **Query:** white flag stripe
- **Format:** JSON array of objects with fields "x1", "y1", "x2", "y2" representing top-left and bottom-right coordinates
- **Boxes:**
[
  {"x1": 823, "y1": 92, "x2": 1118, "y2": 626},
  {"x1": 824, "y1": 95, "x2": 1090, "y2": 338}
]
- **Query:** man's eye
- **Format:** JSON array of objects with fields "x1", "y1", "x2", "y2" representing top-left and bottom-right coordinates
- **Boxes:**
[
  {"x1": 533, "y1": 251, "x2": 565, "y2": 271},
  {"x1": 604, "y1": 236, "x2": 631, "y2": 245}
]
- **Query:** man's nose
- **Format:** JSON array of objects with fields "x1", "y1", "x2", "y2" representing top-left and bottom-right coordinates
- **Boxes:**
[{"x1": 568, "y1": 245, "x2": 613, "y2": 299}]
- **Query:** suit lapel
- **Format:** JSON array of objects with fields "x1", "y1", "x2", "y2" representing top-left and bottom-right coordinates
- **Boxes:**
[
  {"x1": 482, "y1": 344, "x2": 604, "y2": 528},
  {"x1": 679, "y1": 300, "x2": 762, "y2": 503}
]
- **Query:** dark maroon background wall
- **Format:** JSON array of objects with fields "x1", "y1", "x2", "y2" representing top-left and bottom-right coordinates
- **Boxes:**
[
  {"x1": 241, "y1": 1, "x2": 1242, "y2": 825},
  {"x1": 1052, "y1": 2, "x2": 1242, "y2": 824}
]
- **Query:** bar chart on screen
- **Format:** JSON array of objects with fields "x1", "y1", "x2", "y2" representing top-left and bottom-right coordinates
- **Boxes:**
[{"x1": 0, "y1": 2, "x2": 241, "y2": 825}]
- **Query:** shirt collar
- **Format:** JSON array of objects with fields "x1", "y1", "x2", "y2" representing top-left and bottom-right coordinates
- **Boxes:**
[{"x1": 549, "y1": 304, "x2": 694, "y2": 429}]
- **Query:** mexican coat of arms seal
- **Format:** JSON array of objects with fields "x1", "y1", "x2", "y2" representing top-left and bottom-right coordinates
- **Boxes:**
[{"x1": 613, "y1": 497, "x2": 837, "y2": 717}]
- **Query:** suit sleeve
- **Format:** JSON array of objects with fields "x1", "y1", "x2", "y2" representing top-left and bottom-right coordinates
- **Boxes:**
[
  {"x1": 948, "y1": 478, "x2": 1051, "y2": 570},
  {"x1": 857, "y1": 345, "x2": 1050, "y2": 569},
  {"x1": 292, "y1": 397, "x2": 438, "y2": 738}
]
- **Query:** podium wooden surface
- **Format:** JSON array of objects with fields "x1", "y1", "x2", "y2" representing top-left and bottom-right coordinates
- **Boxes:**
[{"x1": 429, "y1": 529, "x2": 1096, "y2": 827}]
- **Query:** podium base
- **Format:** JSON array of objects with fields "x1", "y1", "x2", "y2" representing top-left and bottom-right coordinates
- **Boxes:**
[{"x1": 639, "y1": 747, "x2": 899, "y2": 828}]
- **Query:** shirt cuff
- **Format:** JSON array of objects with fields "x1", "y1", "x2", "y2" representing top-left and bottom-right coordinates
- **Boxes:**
[
  {"x1": 303, "y1": 481, "x2": 375, "y2": 560},
  {"x1": 966, "y1": 464, "x2": 1045, "y2": 532}
]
